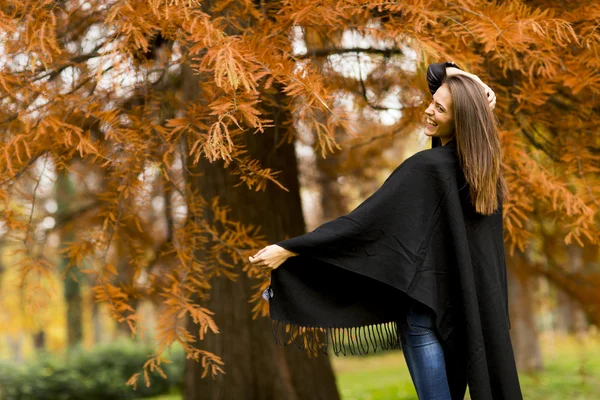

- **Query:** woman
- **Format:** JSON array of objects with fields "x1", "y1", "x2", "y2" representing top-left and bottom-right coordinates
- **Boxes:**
[{"x1": 249, "y1": 62, "x2": 522, "y2": 400}]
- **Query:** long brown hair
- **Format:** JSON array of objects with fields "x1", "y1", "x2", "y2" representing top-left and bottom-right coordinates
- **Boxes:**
[{"x1": 443, "y1": 74, "x2": 509, "y2": 215}]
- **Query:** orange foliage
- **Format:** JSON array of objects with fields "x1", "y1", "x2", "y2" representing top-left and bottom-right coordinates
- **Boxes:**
[{"x1": 0, "y1": 0, "x2": 599, "y2": 386}]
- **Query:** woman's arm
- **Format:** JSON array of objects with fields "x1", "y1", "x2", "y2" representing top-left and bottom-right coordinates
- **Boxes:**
[
  {"x1": 427, "y1": 62, "x2": 496, "y2": 109},
  {"x1": 427, "y1": 61, "x2": 461, "y2": 95}
]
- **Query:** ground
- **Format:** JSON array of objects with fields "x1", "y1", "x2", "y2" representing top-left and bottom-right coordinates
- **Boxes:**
[{"x1": 150, "y1": 332, "x2": 600, "y2": 400}]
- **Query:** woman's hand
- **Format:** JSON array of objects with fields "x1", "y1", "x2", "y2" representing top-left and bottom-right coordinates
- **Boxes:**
[
  {"x1": 446, "y1": 67, "x2": 496, "y2": 110},
  {"x1": 249, "y1": 245, "x2": 298, "y2": 273}
]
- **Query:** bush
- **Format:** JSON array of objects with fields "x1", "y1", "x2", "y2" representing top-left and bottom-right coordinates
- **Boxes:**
[{"x1": 0, "y1": 340, "x2": 184, "y2": 400}]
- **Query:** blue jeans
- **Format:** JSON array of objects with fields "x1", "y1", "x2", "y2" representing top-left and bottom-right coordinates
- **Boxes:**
[{"x1": 399, "y1": 303, "x2": 452, "y2": 400}]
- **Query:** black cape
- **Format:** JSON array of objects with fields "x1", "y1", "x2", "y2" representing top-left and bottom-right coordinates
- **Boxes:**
[{"x1": 265, "y1": 64, "x2": 523, "y2": 400}]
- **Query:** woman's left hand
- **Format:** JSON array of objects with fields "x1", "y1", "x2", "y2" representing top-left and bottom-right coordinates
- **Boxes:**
[
  {"x1": 446, "y1": 67, "x2": 496, "y2": 110},
  {"x1": 249, "y1": 245, "x2": 298, "y2": 273},
  {"x1": 470, "y1": 74, "x2": 496, "y2": 110}
]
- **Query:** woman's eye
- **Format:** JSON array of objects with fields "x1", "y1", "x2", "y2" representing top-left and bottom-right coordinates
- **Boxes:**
[{"x1": 437, "y1": 106, "x2": 443, "y2": 112}]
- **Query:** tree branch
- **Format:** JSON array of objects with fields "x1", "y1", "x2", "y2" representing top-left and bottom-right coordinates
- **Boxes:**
[
  {"x1": 50, "y1": 201, "x2": 103, "y2": 232},
  {"x1": 514, "y1": 112, "x2": 559, "y2": 161},
  {"x1": 355, "y1": 53, "x2": 403, "y2": 112},
  {"x1": 297, "y1": 47, "x2": 404, "y2": 59}
]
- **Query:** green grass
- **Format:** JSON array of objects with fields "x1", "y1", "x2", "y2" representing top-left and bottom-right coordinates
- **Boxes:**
[
  {"x1": 146, "y1": 392, "x2": 180, "y2": 400},
  {"x1": 332, "y1": 351, "x2": 417, "y2": 400},
  {"x1": 150, "y1": 333, "x2": 600, "y2": 400},
  {"x1": 331, "y1": 333, "x2": 600, "y2": 400},
  {"x1": 514, "y1": 333, "x2": 600, "y2": 400}
]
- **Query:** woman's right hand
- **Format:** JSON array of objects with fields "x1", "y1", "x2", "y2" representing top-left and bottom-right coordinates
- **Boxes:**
[
  {"x1": 249, "y1": 245, "x2": 298, "y2": 273},
  {"x1": 446, "y1": 67, "x2": 496, "y2": 110}
]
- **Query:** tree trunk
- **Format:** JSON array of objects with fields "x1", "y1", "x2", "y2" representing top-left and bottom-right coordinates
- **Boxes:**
[
  {"x1": 65, "y1": 283, "x2": 83, "y2": 346},
  {"x1": 555, "y1": 289, "x2": 586, "y2": 333},
  {"x1": 32, "y1": 330, "x2": 45, "y2": 350},
  {"x1": 7, "y1": 334, "x2": 24, "y2": 363},
  {"x1": 116, "y1": 253, "x2": 139, "y2": 337},
  {"x1": 91, "y1": 302, "x2": 103, "y2": 344},
  {"x1": 56, "y1": 171, "x2": 83, "y2": 347},
  {"x1": 315, "y1": 153, "x2": 347, "y2": 222},
  {"x1": 304, "y1": 28, "x2": 347, "y2": 226},
  {"x1": 182, "y1": 64, "x2": 340, "y2": 400},
  {"x1": 554, "y1": 244, "x2": 588, "y2": 334},
  {"x1": 506, "y1": 250, "x2": 543, "y2": 372}
]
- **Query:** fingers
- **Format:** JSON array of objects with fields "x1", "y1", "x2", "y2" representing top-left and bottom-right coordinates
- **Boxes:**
[
  {"x1": 249, "y1": 255, "x2": 263, "y2": 265},
  {"x1": 256, "y1": 264, "x2": 271, "y2": 273},
  {"x1": 249, "y1": 245, "x2": 289, "y2": 272},
  {"x1": 254, "y1": 262, "x2": 272, "y2": 278},
  {"x1": 470, "y1": 73, "x2": 495, "y2": 108},
  {"x1": 253, "y1": 247, "x2": 267, "y2": 258},
  {"x1": 249, "y1": 257, "x2": 267, "y2": 271},
  {"x1": 249, "y1": 253, "x2": 284, "y2": 272},
  {"x1": 253, "y1": 258, "x2": 276, "y2": 272},
  {"x1": 485, "y1": 87, "x2": 496, "y2": 110},
  {"x1": 249, "y1": 254, "x2": 271, "y2": 268}
]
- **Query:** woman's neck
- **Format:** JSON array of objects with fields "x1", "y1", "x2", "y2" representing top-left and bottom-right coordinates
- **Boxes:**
[{"x1": 441, "y1": 136, "x2": 456, "y2": 146}]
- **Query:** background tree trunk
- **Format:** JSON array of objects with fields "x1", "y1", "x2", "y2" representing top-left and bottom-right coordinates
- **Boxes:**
[
  {"x1": 56, "y1": 171, "x2": 83, "y2": 347},
  {"x1": 553, "y1": 244, "x2": 588, "y2": 334},
  {"x1": 507, "y1": 250, "x2": 543, "y2": 372},
  {"x1": 182, "y1": 64, "x2": 340, "y2": 400},
  {"x1": 315, "y1": 152, "x2": 347, "y2": 222},
  {"x1": 32, "y1": 331, "x2": 45, "y2": 350},
  {"x1": 91, "y1": 302, "x2": 103, "y2": 345}
]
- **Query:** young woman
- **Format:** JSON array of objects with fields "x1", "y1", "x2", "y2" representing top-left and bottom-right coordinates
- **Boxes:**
[{"x1": 249, "y1": 62, "x2": 522, "y2": 400}]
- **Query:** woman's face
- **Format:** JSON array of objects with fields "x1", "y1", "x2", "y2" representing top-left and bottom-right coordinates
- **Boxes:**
[{"x1": 424, "y1": 83, "x2": 455, "y2": 144}]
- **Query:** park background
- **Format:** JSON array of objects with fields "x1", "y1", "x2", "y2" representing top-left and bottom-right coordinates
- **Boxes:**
[{"x1": 0, "y1": 0, "x2": 599, "y2": 399}]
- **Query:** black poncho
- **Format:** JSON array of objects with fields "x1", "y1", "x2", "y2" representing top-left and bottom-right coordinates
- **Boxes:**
[{"x1": 264, "y1": 63, "x2": 523, "y2": 400}]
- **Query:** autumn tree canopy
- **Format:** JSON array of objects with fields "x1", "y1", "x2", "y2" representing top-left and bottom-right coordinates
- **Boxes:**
[{"x1": 1, "y1": 0, "x2": 599, "y2": 386}]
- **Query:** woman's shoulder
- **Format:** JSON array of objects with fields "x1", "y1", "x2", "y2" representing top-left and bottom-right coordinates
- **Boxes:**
[
  {"x1": 385, "y1": 147, "x2": 458, "y2": 192},
  {"x1": 403, "y1": 145, "x2": 458, "y2": 173}
]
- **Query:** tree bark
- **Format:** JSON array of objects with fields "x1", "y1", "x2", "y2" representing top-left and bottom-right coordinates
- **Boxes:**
[{"x1": 181, "y1": 64, "x2": 340, "y2": 400}]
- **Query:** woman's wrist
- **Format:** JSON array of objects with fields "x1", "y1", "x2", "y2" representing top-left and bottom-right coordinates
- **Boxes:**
[
  {"x1": 446, "y1": 68, "x2": 483, "y2": 86},
  {"x1": 445, "y1": 66, "x2": 467, "y2": 77},
  {"x1": 277, "y1": 245, "x2": 298, "y2": 258}
]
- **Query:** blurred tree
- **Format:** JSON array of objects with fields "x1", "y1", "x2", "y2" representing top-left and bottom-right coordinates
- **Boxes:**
[
  {"x1": 507, "y1": 249, "x2": 544, "y2": 372},
  {"x1": 556, "y1": 244, "x2": 588, "y2": 333},
  {"x1": 56, "y1": 170, "x2": 83, "y2": 347},
  {"x1": 1, "y1": 0, "x2": 599, "y2": 398}
]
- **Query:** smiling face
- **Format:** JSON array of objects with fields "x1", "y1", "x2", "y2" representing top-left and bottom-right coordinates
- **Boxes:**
[{"x1": 424, "y1": 83, "x2": 455, "y2": 145}]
